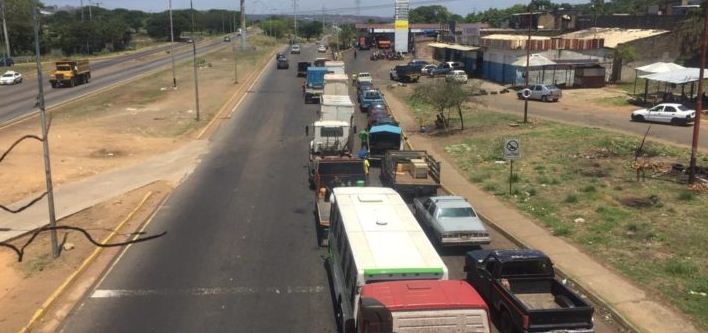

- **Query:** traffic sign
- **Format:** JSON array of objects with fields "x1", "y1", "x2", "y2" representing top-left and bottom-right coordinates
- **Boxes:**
[{"x1": 503, "y1": 138, "x2": 521, "y2": 160}]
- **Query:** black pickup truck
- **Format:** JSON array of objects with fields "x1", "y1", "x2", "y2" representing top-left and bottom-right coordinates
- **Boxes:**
[
  {"x1": 297, "y1": 61, "x2": 311, "y2": 77},
  {"x1": 389, "y1": 65, "x2": 421, "y2": 83},
  {"x1": 465, "y1": 249, "x2": 594, "y2": 333}
]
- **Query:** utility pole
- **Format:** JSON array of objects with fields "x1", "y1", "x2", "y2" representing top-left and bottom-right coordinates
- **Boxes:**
[
  {"x1": 190, "y1": 0, "x2": 200, "y2": 121},
  {"x1": 322, "y1": 5, "x2": 325, "y2": 34},
  {"x1": 31, "y1": 1, "x2": 60, "y2": 258},
  {"x1": 168, "y1": 0, "x2": 177, "y2": 88},
  {"x1": 240, "y1": 0, "x2": 247, "y2": 49},
  {"x1": 293, "y1": 0, "x2": 297, "y2": 43},
  {"x1": 80, "y1": 0, "x2": 84, "y2": 21},
  {"x1": 1, "y1": 0, "x2": 11, "y2": 59},
  {"x1": 523, "y1": 5, "x2": 533, "y2": 124},
  {"x1": 88, "y1": 0, "x2": 92, "y2": 21},
  {"x1": 689, "y1": 2, "x2": 707, "y2": 184}
]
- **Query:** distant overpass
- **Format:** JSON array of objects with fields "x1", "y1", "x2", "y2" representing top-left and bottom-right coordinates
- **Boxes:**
[{"x1": 354, "y1": 23, "x2": 488, "y2": 34}]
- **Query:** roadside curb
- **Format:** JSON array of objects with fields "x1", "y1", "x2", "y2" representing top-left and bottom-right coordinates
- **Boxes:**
[
  {"x1": 382, "y1": 86, "x2": 640, "y2": 333},
  {"x1": 17, "y1": 190, "x2": 155, "y2": 333}
]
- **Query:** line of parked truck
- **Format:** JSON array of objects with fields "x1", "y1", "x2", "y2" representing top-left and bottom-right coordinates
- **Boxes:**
[{"x1": 290, "y1": 47, "x2": 595, "y2": 333}]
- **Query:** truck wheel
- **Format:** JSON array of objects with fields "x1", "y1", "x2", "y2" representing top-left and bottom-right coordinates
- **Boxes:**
[{"x1": 69, "y1": 78, "x2": 75, "y2": 87}]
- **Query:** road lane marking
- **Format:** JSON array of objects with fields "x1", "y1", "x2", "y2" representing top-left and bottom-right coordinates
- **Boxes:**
[{"x1": 91, "y1": 286, "x2": 326, "y2": 298}]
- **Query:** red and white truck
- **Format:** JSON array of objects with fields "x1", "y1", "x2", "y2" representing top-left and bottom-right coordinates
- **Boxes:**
[{"x1": 357, "y1": 280, "x2": 492, "y2": 333}]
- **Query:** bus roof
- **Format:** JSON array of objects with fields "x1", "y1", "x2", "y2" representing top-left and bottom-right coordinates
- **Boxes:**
[
  {"x1": 332, "y1": 187, "x2": 448, "y2": 279},
  {"x1": 360, "y1": 280, "x2": 488, "y2": 312}
]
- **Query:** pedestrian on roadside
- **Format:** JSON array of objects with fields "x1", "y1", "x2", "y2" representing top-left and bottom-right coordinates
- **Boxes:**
[
  {"x1": 363, "y1": 158, "x2": 370, "y2": 179},
  {"x1": 358, "y1": 129, "x2": 369, "y2": 149},
  {"x1": 354, "y1": 49, "x2": 357, "y2": 59}
]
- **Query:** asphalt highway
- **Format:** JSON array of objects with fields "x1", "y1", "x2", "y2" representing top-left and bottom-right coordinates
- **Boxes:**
[
  {"x1": 60, "y1": 44, "x2": 620, "y2": 333},
  {"x1": 0, "y1": 38, "x2": 228, "y2": 125}
]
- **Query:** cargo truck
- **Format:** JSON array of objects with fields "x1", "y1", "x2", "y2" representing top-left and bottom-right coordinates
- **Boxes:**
[
  {"x1": 304, "y1": 67, "x2": 328, "y2": 104},
  {"x1": 49, "y1": 60, "x2": 91, "y2": 88},
  {"x1": 324, "y1": 60, "x2": 345, "y2": 75},
  {"x1": 465, "y1": 249, "x2": 595, "y2": 333},
  {"x1": 358, "y1": 280, "x2": 492, "y2": 333},
  {"x1": 308, "y1": 157, "x2": 366, "y2": 246},
  {"x1": 323, "y1": 73, "x2": 349, "y2": 96},
  {"x1": 357, "y1": 36, "x2": 370, "y2": 50},
  {"x1": 320, "y1": 95, "x2": 354, "y2": 123},
  {"x1": 368, "y1": 123, "x2": 402, "y2": 159},
  {"x1": 381, "y1": 150, "x2": 441, "y2": 200},
  {"x1": 307, "y1": 120, "x2": 352, "y2": 158}
]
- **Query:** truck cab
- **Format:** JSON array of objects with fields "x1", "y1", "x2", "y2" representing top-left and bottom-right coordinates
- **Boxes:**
[
  {"x1": 49, "y1": 60, "x2": 91, "y2": 88},
  {"x1": 304, "y1": 67, "x2": 328, "y2": 104},
  {"x1": 358, "y1": 280, "x2": 491, "y2": 333},
  {"x1": 308, "y1": 120, "x2": 352, "y2": 158}
]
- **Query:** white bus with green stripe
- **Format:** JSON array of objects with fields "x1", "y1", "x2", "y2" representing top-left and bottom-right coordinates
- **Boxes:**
[{"x1": 327, "y1": 187, "x2": 448, "y2": 332}]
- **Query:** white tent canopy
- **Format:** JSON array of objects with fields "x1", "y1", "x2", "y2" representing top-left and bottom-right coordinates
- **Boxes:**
[
  {"x1": 635, "y1": 62, "x2": 685, "y2": 77},
  {"x1": 640, "y1": 68, "x2": 708, "y2": 85}
]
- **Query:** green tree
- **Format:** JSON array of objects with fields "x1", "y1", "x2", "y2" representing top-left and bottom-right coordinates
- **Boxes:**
[
  {"x1": 298, "y1": 20, "x2": 322, "y2": 41},
  {"x1": 410, "y1": 5, "x2": 455, "y2": 24},
  {"x1": 146, "y1": 10, "x2": 190, "y2": 40}
]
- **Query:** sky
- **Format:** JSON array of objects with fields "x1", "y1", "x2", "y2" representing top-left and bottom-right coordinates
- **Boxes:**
[{"x1": 44, "y1": 0, "x2": 590, "y2": 16}]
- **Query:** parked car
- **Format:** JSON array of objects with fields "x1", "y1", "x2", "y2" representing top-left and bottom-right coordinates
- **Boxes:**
[
  {"x1": 408, "y1": 59, "x2": 429, "y2": 67},
  {"x1": 631, "y1": 103, "x2": 696, "y2": 126},
  {"x1": 276, "y1": 56, "x2": 289, "y2": 69},
  {"x1": 356, "y1": 81, "x2": 373, "y2": 95},
  {"x1": 290, "y1": 44, "x2": 301, "y2": 54},
  {"x1": 296, "y1": 61, "x2": 311, "y2": 77},
  {"x1": 445, "y1": 70, "x2": 468, "y2": 84},
  {"x1": 358, "y1": 88, "x2": 384, "y2": 112},
  {"x1": 517, "y1": 84, "x2": 562, "y2": 102},
  {"x1": 0, "y1": 57, "x2": 13, "y2": 67},
  {"x1": 421, "y1": 64, "x2": 437, "y2": 75},
  {"x1": 413, "y1": 196, "x2": 490, "y2": 247},
  {"x1": 0, "y1": 71, "x2": 22, "y2": 85},
  {"x1": 429, "y1": 61, "x2": 464, "y2": 77},
  {"x1": 390, "y1": 65, "x2": 421, "y2": 83},
  {"x1": 317, "y1": 44, "x2": 327, "y2": 53},
  {"x1": 356, "y1": 72, "x2": 372, "y2": 85}
]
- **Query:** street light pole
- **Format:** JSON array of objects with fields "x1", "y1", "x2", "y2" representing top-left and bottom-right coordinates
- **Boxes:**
[
  {"x1": 523, "y1": 4, "x2": 533, "y2": 123},
  {"x1": 689, "y1": 3, "x2": 707, "y2": 184},
  {"x1": 31, "y1": 1, "x2": 60, "y2": 258},
  {"x1": 168, "y1": 0, "x2": 177, "y2": 88},
  {"x1": 240, "y1": 0, "x2": 247, "y2": 49},
  {"x1": 293, "y1": 0, "x2": 297, "y2": 43},
  {"x1": 1, "y1": 0, "x2": 11, "y2": 59},
  {"x1": 190, "y1": 0, "x2": 200, "y2": 121}
]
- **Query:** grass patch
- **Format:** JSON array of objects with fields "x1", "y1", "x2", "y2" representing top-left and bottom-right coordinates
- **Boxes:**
[
  {"x1": 408, "y1": 99, "x2": 708, "y2": 329},
  {"x1": 593, "y1": 96, "x2": 631, "y2": 107}
]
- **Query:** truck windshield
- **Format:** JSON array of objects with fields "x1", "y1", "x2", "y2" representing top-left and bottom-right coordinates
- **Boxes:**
[
  {"x1": 500, "y1": 260, "x2": 553, "y2": 277},
  {"x1": 57, "y1": 65, "x2": 72, "y2": 71},
  {"x1": 437, "y1": 207, "x2": 475, "y2": 218},
  {"x1": 365, "y1": 91, "x2": 381, "y2": 99},
  {"x1": 320, "y1": 127, "x2": 343, "y2": 137}
]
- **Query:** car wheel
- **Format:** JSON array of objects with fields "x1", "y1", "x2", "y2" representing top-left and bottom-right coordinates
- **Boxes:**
[
  {"x1": 670, "y1": 118, "x2": 681, "y2": 126},
  {"x1": 632, "y1": 114, "x2": 645, "y2": 122},
  {"x1": 541, "y1": 95, "x2": 548, "y2": 102}
]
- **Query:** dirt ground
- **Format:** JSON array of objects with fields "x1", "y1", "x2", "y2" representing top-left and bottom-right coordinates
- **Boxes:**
[
  {"x1": 0, "y1": 181, "x2": 172, "y2": 333},
  {"x1": 0, "y1": 38, "x2": 277, "y2": 204}
]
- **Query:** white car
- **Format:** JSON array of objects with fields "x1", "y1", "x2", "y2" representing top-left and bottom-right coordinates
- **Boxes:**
[
  {"x1": 445, "y1": 70, "x2": 468, "y2": 84},
  {"x1": 631, "y1": 103, "x2": 696, "y2": 126},
  {"x1": 356, "y1": 72, "x2": 372, "y2": 84},
  {"x1": 0, "y1": 71, "x2": 22, "y2": 85},
  {"x1": 421, "y1": 64, "x2": 437, "y2": 75},
  {"x1": 317, "y1": 44, "x2": 327, "y2": 53},
  {"x1": 290, "y1": 44, "x2": 300, "y2": 54}
]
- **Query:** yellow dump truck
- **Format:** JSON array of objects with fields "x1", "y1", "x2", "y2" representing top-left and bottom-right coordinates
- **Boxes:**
[{"x1": 49, "y1": 60, "x2": 91, "y2": 88}]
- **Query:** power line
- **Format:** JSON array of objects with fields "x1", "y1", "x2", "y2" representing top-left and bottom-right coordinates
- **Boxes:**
[{"x1": 276, "y1": 0, "x2": 464, "y2": 15}]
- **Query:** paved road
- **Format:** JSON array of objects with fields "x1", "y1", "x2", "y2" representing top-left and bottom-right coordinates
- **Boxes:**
[
  {"x1": 60, "y1": 44, "x2": 620, "y2": 333},
  {"x1": 0, "y1": 38, "x2": 228, "y2": 125},
  {"x1": 60, "y1": 44, "x2": 336, "y2": 332},
  {"x1": 480, "y1": 93, "x2": 706, "y2": 151}
]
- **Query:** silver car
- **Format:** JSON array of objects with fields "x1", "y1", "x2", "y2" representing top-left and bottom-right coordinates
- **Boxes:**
[
  {"x1": 413, "y1": 196, "x2": 491, "y2": 247},
  {"x1": 518, "y1": 84, "x2": 562, "y2": 102}
]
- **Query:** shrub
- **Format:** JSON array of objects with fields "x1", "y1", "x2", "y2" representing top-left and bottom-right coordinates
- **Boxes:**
[{"x1": 564, "y1": 194, "x2": 578, "y2": 203}]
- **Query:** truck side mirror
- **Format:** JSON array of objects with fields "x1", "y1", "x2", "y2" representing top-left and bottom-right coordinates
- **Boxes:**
[{"x1": 305, "y1": 125, "x2": 309, "y2": 136}]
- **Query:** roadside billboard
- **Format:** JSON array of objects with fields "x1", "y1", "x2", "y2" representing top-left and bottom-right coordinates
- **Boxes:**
[{"x1": 394, "y1": 0, "x2": 409, "y2": 53}]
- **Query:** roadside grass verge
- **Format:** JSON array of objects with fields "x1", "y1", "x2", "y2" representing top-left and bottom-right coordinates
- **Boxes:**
[
  {"x1": 402, "y1": 90, "x2": 708, "y2": 330},
  {"x1": 593, "y1": 96, "x2": 631, "y2": 107}
]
